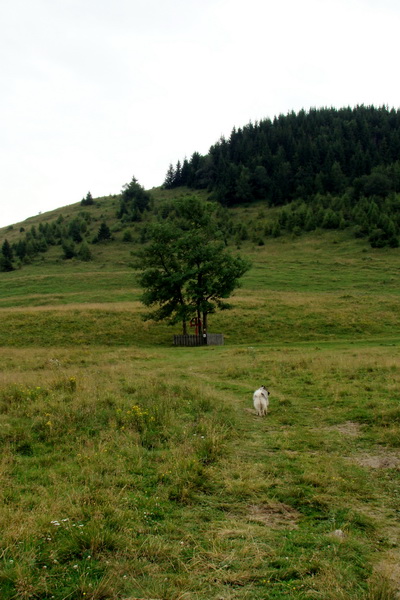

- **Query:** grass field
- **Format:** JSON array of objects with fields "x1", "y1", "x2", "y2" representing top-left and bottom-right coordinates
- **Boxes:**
[{"x1": 1, "y1": 201, "x2": 400, "y2": 599}]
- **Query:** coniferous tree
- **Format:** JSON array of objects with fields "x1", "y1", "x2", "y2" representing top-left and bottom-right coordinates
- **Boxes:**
[
  {"x1": 118, "y1": 176, "x2": 151, "y2": 220},
  {"x1": 163, "y1": 164, "x2": 176, "y2": 188},
  {"x1": 81, "y1": 191, "x2": 94, "y2": 206},
  {"x1": 0, "y1": 239, "x2": 14, "y2": 271},
  {"x1": 62, "y1": 240, "x2": 76, "y2": 259},
  {"x1": 165, "y1": 105, "x2": 400, "y2": 207},
  {"x1": 96, "y1": 222, "x2": 112, "y2": 242},
  {"x1": 174, "y1": 160, "x2": 182, "y2": 187},
  {"x1": 68, "y1": 218, "x2": 85, "y2": 243},
  {"x1": 77, "y1": 241, "x2": 93, "y2": 261}
]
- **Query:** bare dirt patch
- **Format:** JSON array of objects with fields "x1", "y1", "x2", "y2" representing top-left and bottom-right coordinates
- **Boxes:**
[
  {"x1": 329, "y1": 421, "x2": 361, "y2": 437},
  {"x1": 247, "y1": 502, "x2": 300, "y2": 529},
  {"x1": 350, "y1": 449, "x2": 400, "y2": 469}
]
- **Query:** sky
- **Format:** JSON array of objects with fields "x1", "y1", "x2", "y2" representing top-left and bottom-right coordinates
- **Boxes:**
[{"x1": 1, "y1": 0, "x2": 400, "y2": 227}]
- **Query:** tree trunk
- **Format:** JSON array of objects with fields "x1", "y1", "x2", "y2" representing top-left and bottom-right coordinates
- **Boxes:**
[
  {"x1": 182, "y1": 319, "x2": 187, "y2": 335},
  {"x1": 197, "y1": 308, "x2": 202, "y2": 336},
  {"x1": 202, "y1": 311, "x2": 208, "y2": 344}
]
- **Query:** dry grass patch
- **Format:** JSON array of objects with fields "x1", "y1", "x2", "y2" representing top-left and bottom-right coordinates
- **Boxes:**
[
  {"x1": 373, "y1": 551, "x2": 400, "y2": 599},
  {"x1": 0, "y1": 300, "x2": 142, "y2": 312},
  {"x1": 327, "y1": 421, "x2": 362, "y2": 437},
  {"x1": 350, "y1": 450, "x2": 400, "y2": 469},
  {"x1": 247, "y1": 502, "x2": 300, "y2": 530}
]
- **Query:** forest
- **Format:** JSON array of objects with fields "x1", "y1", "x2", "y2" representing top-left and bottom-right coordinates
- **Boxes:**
[{"x1": 164, "y1": 105, "x2": 400, "y2": 247}]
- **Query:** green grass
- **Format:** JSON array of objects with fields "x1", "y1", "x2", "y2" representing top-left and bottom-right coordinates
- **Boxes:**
[
  {"x1": 1, "y1": 344, "x2": 399, "y2": 599},
  {"x1": 0, "y1": 200, "x2": 400, "y2": 599}
]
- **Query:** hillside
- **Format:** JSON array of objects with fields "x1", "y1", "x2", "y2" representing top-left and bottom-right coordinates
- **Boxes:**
[
  {"x1": 0, "y1": 192, "x2": 399, "y2": 346},
  {"x1": 3, "y1": 105, "x2": 400, "y2": 276},
  {"x1": 1, "y1": 192, "x2": 400, "y2": 598},
  {"x1": 1, "y1": 112, "x2": 400, "y2": 599},
  {"x1": 3, "y1": 105, "x2": 400, "y2": 277},
  {"x1": 165, "y1": 105, "x2": 400, "y2": 248},
  {"x1": 0, "y1": 186, "x2": 212, "y2": 272}
]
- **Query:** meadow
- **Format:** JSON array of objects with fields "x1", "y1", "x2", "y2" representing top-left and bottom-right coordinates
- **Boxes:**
[{"x1": 0, "y1": 203, "x2": 400, "y2": 599}]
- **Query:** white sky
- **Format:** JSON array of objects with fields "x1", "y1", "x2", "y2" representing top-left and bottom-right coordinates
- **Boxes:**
[{"x1": 1, "y1": 0, "x2": 400, "y2": 227}]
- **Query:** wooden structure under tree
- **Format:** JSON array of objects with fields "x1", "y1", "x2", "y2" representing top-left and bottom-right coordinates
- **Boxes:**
[{"x1": 173, "y1": 334, "x2": 224, "y2": 347}]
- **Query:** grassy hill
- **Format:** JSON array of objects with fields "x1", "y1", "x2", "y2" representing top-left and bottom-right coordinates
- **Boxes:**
[{"x1": 0, "y1": 193, "x2": 400, "y2": 599}]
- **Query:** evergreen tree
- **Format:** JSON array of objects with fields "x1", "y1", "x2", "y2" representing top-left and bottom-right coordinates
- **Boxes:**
[
  {"x1": 81, "y1": 191, "x2": 94, "y2": 206},
  {"x1": 235, "y1": 167, "x2": 253, "y2": 203},
  {"x1": 322, "y1": 208, "x2": 340, "y2": 229},
  {"x1": 122, "y1": 230, "x2": 134, "y2": 242},
  {"x1": 77, "y1": 241, "x2": 93, "y2": 261},
  {"x1": 174, "y1": 160, "x2": 182, "y2": 186},
  {"x1": 0, "y1": 239, "x2": 14, "y2": 271},
  {"x1": 96, "y1": 222, "x2": 112, "y2": 242},
  {"x1": 118, "y1": 176, "x2": 151, "y2": 220},
  {"x1": 2, "y1": 239, "x2": 13, "y2": 261},
  {"x1": 68, "y1": 218, "x2": 85, "y2": 243},
  {"x1": 162, "y1": 105, "x2": 400, "y2": 214},
  {"x1": 180, "y1": 158, "x2": 190, "y2": 186},
  {"x1": 14, "y1": 239, "x2": 27, "y2": 261},
  {"x1": 163, "y1": 164, "x2": 176, "y2": 189},
  {"x1": 62, "y1": 240, "x2": 76, "y2": 259},
  {"x1": 252, "y1": 166, "x2": 270, "y2": 199}
]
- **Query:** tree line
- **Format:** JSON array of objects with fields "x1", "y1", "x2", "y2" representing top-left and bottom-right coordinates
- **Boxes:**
[{"x1": 163, "y1": 105, "x2": 400, "y2": 246}]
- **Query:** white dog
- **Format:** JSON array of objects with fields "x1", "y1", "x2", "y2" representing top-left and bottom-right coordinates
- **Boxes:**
[{"x1": 253, "y1": 385, "x2": 269, "y2": 416}]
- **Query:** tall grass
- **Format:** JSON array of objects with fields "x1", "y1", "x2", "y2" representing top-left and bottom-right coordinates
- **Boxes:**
[{"x1": 0, "y1": 343, "x2": 399, "y2": 599}]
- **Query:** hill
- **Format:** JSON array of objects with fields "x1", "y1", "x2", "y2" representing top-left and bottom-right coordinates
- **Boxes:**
[
  {"x1": 165, "y1": 105, "x2": 400, "y2": 248},
  {"x1": 1, "y1": 210, "x2": 400, "y2": 599},
  {"x1": 3, "y1": 105, "x2": 400, "y2": 275},
  {"x1": 1, "y1": 113, "x2": 400, "y2": 599},
  {"x1": 0, "y1": 191, "x2": 399, "y2": 346}
]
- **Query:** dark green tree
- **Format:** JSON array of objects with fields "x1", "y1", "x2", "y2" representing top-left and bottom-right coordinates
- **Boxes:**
[
  {"x1": 136, "y1": 197, "x2": 250, "y2": 335},
  {"x1": 164, "y1": 105, "x2": 400, "y2": 214},
  {"x1": 122, "y1": 230, "x2": 134, "y2": 242},
  {"x1": 61, "y1": 240, "x2": 77, "y2": 259},
  {"x1": 0, "y1": 239, "x2": 14, "y2": 271},
  {"x1": 118, "y1": 176, "x2": 151, "y2": 220},
  {"x1": 252, "y1": 166, "x2": 270, "y2": 199},
  {"x1": 2, "y1": 239, "x2": 13, "y2": 261},
  {"x1": 68, "y1": 218, "x2": 86, "y2": 243},
  {"x1": 174, "y1": 160, "x2": 182, "y2": 186},
  {"x1": 77, "y1": 241, "x2": 93, "y2": 261},
  {"x1": 96, "y1": 222, "x2": 112, "y2": 242},
  {"x1": 14, "y1": 239, "x2": 27, "y2": 261},
  {"x1": 163, "y1": 164, "x2": 176, "y2": 189},
  {"x1": 136, "y1": 221, "x2": 193, "y2": 334},
  {"x1": 81, "y1": 191, "x2": 94, "y2": 206},
  {"x1": 235, "y1": 166, "x2": 253, "y2": 203}
]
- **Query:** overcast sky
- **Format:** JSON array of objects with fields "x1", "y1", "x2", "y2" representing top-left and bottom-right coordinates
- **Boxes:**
[{"x1": 1, "y1": 0, "x2": 399, "y2": 227}]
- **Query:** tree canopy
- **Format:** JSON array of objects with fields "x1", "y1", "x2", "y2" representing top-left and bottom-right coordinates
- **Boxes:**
[
  {"x1": 162, "y1": 105, "x2": 400, "y2": 246},
  {"x1": 164, "y1": 106, "x2": 400, "y2": 204},
  {"x1": 135, "y1": 197, "x2": 250, "y2": 335}
]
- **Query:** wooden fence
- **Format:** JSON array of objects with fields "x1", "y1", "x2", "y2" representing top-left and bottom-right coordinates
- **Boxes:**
[{"x1": 173, "y1": 334, "x2": 224, "y2": 347}]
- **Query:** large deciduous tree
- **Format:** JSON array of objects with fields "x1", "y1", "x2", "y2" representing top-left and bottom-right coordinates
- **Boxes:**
[{"x1": 136, "y1": 197, "x2": 250, "y2": 335}]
